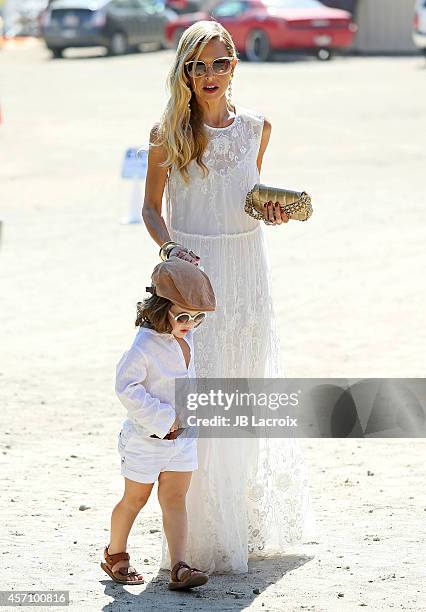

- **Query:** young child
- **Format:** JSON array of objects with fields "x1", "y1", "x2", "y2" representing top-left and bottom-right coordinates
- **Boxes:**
[{"x1": 101, "y1": 257, "x2": 216, "y2": 590}]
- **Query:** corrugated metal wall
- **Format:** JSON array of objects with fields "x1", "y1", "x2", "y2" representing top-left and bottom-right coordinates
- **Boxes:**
[{"x1": 352, "y1": 0, "x2": 417, "y2": 52}]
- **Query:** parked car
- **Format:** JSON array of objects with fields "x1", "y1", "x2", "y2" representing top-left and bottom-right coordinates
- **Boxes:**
[
  {"x1": 413, "y1": 0, "x2": 426, "y2": 57},
  {"x1": 40, "y1": 0, "x2": 176, "y2": 58},
  {"x1": 165, "y1": 0, "x2": 358, "y2": 61},
  {"x1": 165, "y1": 0, "x2": 201, "y2": 15}
]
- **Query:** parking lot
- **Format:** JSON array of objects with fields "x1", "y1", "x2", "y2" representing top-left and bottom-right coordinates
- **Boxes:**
[{"x1": 1, "y1": 40, "x2": 426, "y2": 610}]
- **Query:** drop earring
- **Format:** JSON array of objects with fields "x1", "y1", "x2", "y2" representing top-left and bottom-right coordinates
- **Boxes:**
[{"x1": 227, "y1": 75, "x2": 233, "y2": 103}]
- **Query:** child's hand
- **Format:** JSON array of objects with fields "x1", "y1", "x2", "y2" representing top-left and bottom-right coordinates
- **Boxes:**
[
  {"x1": 168, "y1": 416, "x2": 181, "y2": 434},
  {"x1": 169, "y1": 246, "x2": 200, "y2": 266}
]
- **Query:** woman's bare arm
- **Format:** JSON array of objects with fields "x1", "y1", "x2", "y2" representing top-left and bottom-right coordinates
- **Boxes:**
[
  {"x1": 142, "y1": 124, "x2": 200, "y2": 263},
  {"x1": 256, "y1": 117, "x2": 288, "y2": 225},
  {"x1": 257, "y1": 118, "x2": 272, "y2": 176},
  {"x1": 142, "y1": 123, "x2": 172, "y2": 247}
]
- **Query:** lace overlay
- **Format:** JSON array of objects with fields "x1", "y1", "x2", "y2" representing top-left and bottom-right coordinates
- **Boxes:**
[
  {"x1": 160, "y1": 106, "x2": 317, "y2": 574},
  {"x1": 165, "y1": 106, "x2": 261, "y2": 236}
]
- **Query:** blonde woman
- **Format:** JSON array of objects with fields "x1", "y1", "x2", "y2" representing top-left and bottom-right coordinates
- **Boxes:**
[{"x1": 142, "y1": 21, "x2": 316, "y2": 574}]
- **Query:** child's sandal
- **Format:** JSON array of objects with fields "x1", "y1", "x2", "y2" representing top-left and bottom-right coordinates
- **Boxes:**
[
  {"x1": 168, "y1": 560, "x2": 208, "y2": 590},
  {"x1": 100, "y1": 545, "x2": 145, "y2": 585}
]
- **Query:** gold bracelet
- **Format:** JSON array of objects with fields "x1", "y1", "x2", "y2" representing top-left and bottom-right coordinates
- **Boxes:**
[
  {"x1": 165, "y1": 243, "x2": 185, "y2": 259},
  {"x1": 159, "y1": 241, "x2": 178, "y2": 261},
  {"x1": 159, "y1": 241, "x2": 185, "y2": 261}
]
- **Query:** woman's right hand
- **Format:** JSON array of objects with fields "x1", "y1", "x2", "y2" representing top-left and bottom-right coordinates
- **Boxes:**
[{"x1": 169, "y1": 245, "x2": 200, "y2": 266}]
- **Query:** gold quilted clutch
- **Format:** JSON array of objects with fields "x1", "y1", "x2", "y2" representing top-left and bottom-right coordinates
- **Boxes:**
[{"x1": 245, "y1": 183, "x2": 313, "y2": 223}]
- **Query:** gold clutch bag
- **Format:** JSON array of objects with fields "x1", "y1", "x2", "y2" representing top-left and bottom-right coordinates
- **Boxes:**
[{"x1": 245, "y1": 183, "x2": 313, "y2": 223}]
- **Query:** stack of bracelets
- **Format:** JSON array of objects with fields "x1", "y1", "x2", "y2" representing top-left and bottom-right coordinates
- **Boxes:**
[{"x1": 159, "y1": 240, "x2": 185, "y2": 261}]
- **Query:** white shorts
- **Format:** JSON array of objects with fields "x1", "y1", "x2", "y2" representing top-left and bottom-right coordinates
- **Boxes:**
[{"x1": 117, "y1": 425, "x2": 198, "y2": 484}]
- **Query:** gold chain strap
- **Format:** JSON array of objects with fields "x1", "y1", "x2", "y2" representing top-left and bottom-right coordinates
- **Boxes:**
[{"x1": 244, "y1": 189, "x2": 312, "y2": 223}]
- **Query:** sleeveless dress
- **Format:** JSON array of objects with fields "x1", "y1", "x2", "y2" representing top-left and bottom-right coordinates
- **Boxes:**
[{"x1": 159, "y1": 105, "x2": 317, "y2": 574}]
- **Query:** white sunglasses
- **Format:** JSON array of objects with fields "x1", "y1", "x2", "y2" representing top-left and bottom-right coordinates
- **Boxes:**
[{"x1": 169, "y1": 311, "x2": 207, "y2": 327}]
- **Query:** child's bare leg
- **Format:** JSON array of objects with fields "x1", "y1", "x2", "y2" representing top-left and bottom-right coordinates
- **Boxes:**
[
  {"x1": 158, "y1": 471, "x2": 192, "y2": 579},
  {"x1": 108, "y1": 477, "x2": 154, "y2": 554}
]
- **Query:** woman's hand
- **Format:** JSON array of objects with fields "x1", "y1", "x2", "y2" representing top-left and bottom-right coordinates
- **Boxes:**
[
  {"x1": 169, "y1": 245, "x2": 200, "y2": 265},
  {"x1": 263, "y1": 201, "x2": 289, "y2": 225}
]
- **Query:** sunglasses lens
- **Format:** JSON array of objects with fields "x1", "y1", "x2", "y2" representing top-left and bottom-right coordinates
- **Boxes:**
[
  {"x1": 186, "y1": 61, "x2": 206, "y2": 77},
  {"x1": 213, "y1": 58, "x2": 231, "y2": 74},
  {"x1": 176, "y1": 314, "x2": 190, "y2": 323},
  {"x1": 194, "y1": 313, "x2": 206, "y2": 326},
  {"x1": 194, "y1": 62, "x2": 206, "y2": 77}
]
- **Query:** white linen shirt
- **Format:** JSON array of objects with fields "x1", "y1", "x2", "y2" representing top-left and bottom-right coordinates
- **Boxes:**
[{"x1": 115, "y1": 325, "x2": 197, "y2": 439}]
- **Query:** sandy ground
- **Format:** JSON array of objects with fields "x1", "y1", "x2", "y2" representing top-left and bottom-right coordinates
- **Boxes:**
[{"x1": 1, "y1": 41, "x2": 426, "y2": 611}]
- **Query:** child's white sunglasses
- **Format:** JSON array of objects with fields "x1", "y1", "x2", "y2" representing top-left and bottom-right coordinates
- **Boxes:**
[{"x1": 170, "y1": 311, "x2": 207, "y2": 327}]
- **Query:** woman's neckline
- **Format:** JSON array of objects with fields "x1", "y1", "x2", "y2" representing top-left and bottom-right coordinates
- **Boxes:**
[{"x1": 203, "y1": 105, "x2": 239, "y2": 130}]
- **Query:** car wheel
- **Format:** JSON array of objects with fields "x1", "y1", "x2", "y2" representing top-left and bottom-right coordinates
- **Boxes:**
[
  {"x1": 49, "y1": 47, "x2": 64, "y2": 59},
  {"x1": 173, "y1": 28, "x2": 185, "y2": 50},
  {"x1": 316, "y1": 47, "x2": 333, "y2": 61},
  {"x1": 245, "y1": 29, "x2": 271, "y2": 62},
  {"x1": 107, "y1": 32, "x2": 128, "y2": 56}
]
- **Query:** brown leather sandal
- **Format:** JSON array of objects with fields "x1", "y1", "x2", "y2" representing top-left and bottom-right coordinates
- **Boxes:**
[
  {"x1": 168, "y1": 560, "x2": 208, "y2": 590},
  {"x1": 100, "y1": 545, "x2": 145, "y2": 585}
]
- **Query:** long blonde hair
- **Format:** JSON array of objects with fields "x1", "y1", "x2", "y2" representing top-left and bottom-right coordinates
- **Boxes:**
[{"x1": 153, "y1": 21, "x2": 238, "y2": 185}]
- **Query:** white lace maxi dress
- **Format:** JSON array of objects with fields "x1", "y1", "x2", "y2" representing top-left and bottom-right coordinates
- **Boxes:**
[{"x1": 159, "y1": 105, "x2": 316, "y2": 574}]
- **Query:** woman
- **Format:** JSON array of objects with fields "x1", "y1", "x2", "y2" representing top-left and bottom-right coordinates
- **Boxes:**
[{"x1": 142, "y1": 21, "x2": 316, "y2": 574}]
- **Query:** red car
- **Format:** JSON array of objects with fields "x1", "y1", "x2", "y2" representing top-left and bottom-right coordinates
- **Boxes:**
[{"x1": 165, "y1": 0, "x2": 358, "y2": 61}]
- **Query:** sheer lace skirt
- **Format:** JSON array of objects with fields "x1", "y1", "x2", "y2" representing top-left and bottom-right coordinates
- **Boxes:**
[{"x1": 160, "y1": 223, "x2": 317, "y2": 574}]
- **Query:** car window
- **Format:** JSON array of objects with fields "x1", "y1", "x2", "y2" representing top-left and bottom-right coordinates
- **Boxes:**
[
  {"x1": 211, "y1": 1, "x2": 248, "y2": 18},
  {"x1": 135, "y1": 0, "x2": 162, "y2": 13}
]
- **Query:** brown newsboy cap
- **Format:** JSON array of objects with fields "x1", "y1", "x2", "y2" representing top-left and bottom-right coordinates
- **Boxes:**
[{"x1": 148, "y1": 258, "x2": 216, "y2": 312}]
